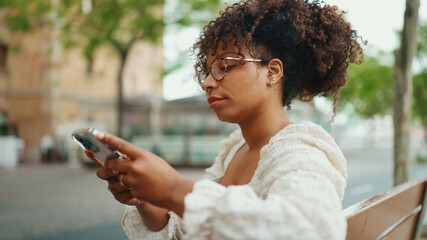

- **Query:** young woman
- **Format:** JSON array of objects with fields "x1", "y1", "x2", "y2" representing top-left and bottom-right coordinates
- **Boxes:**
[{"x1": 89, "y1": 0, "x2": 364, "y2": 239}]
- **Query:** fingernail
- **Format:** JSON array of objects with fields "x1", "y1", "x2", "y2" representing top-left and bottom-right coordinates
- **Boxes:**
[{"x1": 96, "y1": 132, "x2": 105, "y2": 140}]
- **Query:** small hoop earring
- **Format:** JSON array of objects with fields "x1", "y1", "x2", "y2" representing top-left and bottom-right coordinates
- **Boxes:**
[
  {"x1": 207, "y1": 87, "x2": 212, "y2": 94},
  {"x1": 268, "y1": 71, "x2": 274, "y2": 76}
]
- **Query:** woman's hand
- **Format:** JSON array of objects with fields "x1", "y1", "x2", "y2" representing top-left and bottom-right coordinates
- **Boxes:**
[
  {"x1": 95, "y1": 132, "x2": 195, "y2": 217},
  {"x1": 85, "y1": 150, "x2": 144, "y2": 207}
]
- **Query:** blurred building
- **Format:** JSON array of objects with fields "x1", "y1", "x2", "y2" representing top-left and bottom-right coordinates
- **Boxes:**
[{"x1": 0, "y1": 27, "x2": 163, "y2": 164}]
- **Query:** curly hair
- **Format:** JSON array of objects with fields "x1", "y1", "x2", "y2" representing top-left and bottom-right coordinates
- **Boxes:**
[{"x1": 192, "y1": 0, "x2": 365, "y2": 113}]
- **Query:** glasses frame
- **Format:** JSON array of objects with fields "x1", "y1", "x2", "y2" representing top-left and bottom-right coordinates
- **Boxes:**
[{"x1": 200, "y1": 57, "x2": 263, "y2": 84}]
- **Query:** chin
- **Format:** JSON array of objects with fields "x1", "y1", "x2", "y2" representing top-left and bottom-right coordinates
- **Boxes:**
[{"x1": 214, "y1": 109, "x2": 242, "y2": 124}]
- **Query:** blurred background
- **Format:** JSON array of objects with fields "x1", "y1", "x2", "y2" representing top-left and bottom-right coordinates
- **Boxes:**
[{"x1": 0, "y1": 0, "x2": 426, "y2": 239}]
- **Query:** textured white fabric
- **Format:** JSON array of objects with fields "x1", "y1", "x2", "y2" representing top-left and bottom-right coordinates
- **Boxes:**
[
  {"x1": 122, "y1": 206, "x2": 185, "y2": 240},
  {"x1": 122, "y1": 121, "x2": 348, "y2": 240}
]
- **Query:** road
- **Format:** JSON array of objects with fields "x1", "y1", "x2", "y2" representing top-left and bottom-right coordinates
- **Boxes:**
[
  {"x1": 0, "y1": 147, "x2": 426, "y2": 240},
  {"x1": 343, "y1": 147, "x2": 427, "y2": 207}
]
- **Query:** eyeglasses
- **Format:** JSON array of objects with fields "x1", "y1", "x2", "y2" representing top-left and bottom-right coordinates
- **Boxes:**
[{"x1": 198, "y1": 57, "x2": 263, "y2": 86}]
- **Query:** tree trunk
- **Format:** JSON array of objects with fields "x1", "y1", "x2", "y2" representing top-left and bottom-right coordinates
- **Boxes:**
[
  {"x1": 393, "y1": 0, "x2": 419, "y2": 186},
  {"x1": 117, "y1": 52, "x2": 127, "y2": 138}
]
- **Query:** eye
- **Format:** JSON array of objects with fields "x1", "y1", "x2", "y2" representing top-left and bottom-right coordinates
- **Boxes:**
[
  {"x1": 213, "y1": 60, "x2": 226, "y2": 73},
  {"x1": 225, "y1": 65, "x2": 234, "y2": 71},
  {"x1": 224, "y1": 59, "x2": 238, "y2": 71}
]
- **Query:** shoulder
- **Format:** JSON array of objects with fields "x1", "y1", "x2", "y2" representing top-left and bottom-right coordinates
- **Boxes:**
[
  {"x1": 270, "y1": 121, "x2": 335, "y2": 144},
  {"x1": 254, "y1": 121, "x2": 347, "y2": 198},
  {"x1": 263, "y1": 121, "x2": 345, "y2": 174}
]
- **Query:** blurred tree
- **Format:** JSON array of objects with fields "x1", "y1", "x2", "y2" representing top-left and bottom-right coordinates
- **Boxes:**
[
  {"x1": 60, "y1": 0, "x2": 166, "y2": 138},
  {"x1": 413, "y1": 22, "x2": 427, "y2": 145},
  {"x1": 0, "y1": 0, "x2": 222, "y2": 137},
  {"x1": 412, "y1": 70, "x2": 427, "y2": 144},
  {"x1": 339, "y1": 56, "x2": 394, "y2": 118},
  {"x1": 0, "y1": 0, "x2": 52, "y2": 43},
  {"x1": 338, "y1": 56, "x2": 394, "y2": 147},
  {"x1": 393, "y1": 0, "x2": 419, "y2": 186},
  {"x1": 61, "y1": 0, "x2": 222, "y2": 137},
  {"x1": 416, "y1": 22, "x2": 427, "y2": 59}
]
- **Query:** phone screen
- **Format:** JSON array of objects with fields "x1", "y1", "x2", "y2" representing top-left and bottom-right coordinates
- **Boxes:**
[{"x1": 72, "y1": 128, "x2": 121, "y2": 165}]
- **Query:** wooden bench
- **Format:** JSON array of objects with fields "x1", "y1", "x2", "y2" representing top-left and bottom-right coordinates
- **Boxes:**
[{"x1": 344, "y1": 178, "x2": 427, "y2": 240}]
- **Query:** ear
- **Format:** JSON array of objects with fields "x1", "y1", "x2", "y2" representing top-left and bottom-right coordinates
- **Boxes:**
[{"x1": 266, "y1": 58, "x2": 283, "y2": 86}]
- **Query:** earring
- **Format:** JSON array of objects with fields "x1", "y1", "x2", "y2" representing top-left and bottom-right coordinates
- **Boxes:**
[
  {"x1": 268, "y1": 71, "x2": 274, "y2": 76},
  {"x1": 207, "y1": 87, "x2": 212, "y2": 94},
  {"x1": 268, "y1": 78, "x2": 276, "y2": 88}
]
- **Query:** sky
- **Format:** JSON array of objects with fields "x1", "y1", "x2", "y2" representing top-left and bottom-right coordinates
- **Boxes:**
[{"x1": 163, "y1": 0, "x2": 427, "y2": 101}]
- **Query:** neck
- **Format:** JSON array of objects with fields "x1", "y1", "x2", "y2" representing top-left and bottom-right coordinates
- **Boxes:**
[{"x1": 238, "y1": 105, "x2": 291, "y2": 150}]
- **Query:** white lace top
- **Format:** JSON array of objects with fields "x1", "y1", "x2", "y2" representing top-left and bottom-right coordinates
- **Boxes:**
[{"x1": 122, "y1": 121, "x2": 348, "y2": 240}]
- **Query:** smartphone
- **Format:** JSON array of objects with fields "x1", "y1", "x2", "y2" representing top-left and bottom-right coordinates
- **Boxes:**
[{"x1": 72, "y1": 128, "x2": 122, "y2": 165}]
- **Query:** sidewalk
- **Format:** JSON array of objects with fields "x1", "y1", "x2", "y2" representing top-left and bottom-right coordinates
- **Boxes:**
[
  {"x1": 0, "y1": 164, "x2": 125, "y2": 240},
  {"x1": 0, "y1": 164, "x2": 205, "y2": 240}
]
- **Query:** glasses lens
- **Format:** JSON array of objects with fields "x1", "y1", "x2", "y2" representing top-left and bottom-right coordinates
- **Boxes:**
[{"x1": 211, "y1": 58, "x2": 227, "y2": 81}]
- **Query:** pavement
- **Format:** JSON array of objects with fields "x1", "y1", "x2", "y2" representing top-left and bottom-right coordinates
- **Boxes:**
[
  {"x1": 0, "y1": 165, "x2": 204, "y2": 240},
  {"x1": 0, "y1": 146, "x2": 426, "y2": 240}
]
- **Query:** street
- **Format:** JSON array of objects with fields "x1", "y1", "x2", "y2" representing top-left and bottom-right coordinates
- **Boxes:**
[{"x1": 0, "y1": 147, "x2": 426, "y2": 240}]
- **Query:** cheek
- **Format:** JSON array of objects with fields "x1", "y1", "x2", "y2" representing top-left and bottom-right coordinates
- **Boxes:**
[
  {"x1": 232, "y1": 80, "x2": 268, "y2": 114},
  {"x1": 239, "y1": 73, "x2": 267, "y2": 102}
]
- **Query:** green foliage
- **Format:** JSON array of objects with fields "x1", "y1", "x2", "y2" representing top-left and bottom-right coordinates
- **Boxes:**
[
  {"x1": 417, "y1": 21, "x2": 427, "y2": 58},
  {"x1": 1, "y1": 0, "x2": 223, "y2": 58},
  {"x1": 339, "y1": 56, "x2": 394, "y2": 118},
  {"x1": 412, "y1": 70, "x2": 427, "y2": 126},
  {"x1": 0, "y1": 0, "x2": 51, "y2": 33},
  {"x1": 413, "y1": 22, "x2": 427, "y2": 130},
  {"x1": 59, "y1": 0, "x2": 223, "y2": 59},
  {"x1": 415, "y1": 154, "x2": 427, "y2": 164},
  {"x1": 60, "y1": 0, "x2": 165, "y2": 58}
]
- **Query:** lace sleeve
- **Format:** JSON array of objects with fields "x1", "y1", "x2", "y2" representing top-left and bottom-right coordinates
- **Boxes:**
[{"x1": 122, "y1": 206, "x2": 185, "y2": 240}]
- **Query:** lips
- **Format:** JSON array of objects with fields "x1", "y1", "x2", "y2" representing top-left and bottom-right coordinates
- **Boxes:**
[
  {"x1": 207, "y1": 97, "x2": 225, "y2": 104},
  {"x1": 207, "y1": 97, "x2": 226, "y2": 108}
]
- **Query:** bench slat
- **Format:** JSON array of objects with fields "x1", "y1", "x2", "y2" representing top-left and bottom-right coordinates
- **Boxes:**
[
  {"x1": 345, "y1": 179, "x2": 427, "y2": 240},
  {"x1": 382, "y1": 212, "x2": 420, "y2": 240}
]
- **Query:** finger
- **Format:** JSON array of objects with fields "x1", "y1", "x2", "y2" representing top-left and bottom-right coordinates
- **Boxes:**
[
  {"x1": 112, "y1": 190, "x2": 133, "y2": 204},
  {"x1": 104, "y1": 157, "x2": 131, "y2": 174},
  {"x1": 108, "y1": 181, "x2": 130, "y2": 194},
  {"x1": 96, "y1": 167, "x2": 108, "y2": 180},
  {"x1": 117, "y1": 174, "x2": 132, "y2": 188},
  {"x1": 107, "y1": 176, "x2": 119, "y2": 183},
  {"x1": 95, "y1": 132, "x2": 140, "y2": 159},
  {"x1": 96, "y1": 167, "x2": 119, "y2": 180},
  {"x1": 106, "y1": 168, "x2": 119, "y2": 177}
]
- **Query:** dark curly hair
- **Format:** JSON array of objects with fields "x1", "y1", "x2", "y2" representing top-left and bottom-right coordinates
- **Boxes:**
[{"x1": 192, "y1": 0, "x2": 365, "y2": 113}]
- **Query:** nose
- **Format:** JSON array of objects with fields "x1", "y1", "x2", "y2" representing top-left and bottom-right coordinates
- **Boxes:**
[{"x1": 201, "y1": 73, "x2": 218, "y2": 92}]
